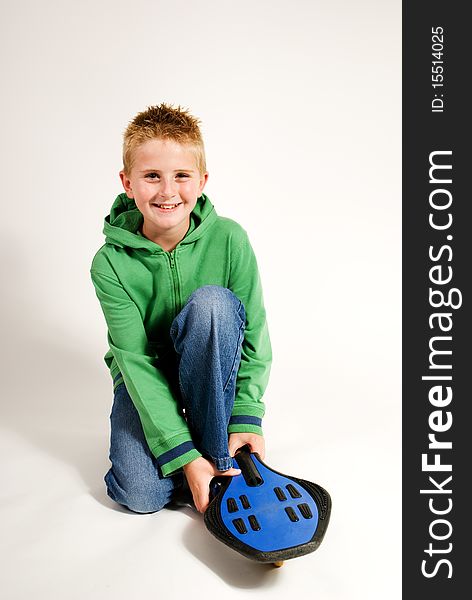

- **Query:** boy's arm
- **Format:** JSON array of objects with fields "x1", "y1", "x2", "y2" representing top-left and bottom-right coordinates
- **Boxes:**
[
  {"x1": 90, "y1": 268, "x2": 202, "y2": 477},
  {"x1": 227, "y1": 231, "x2": 272, "y2": 436}
]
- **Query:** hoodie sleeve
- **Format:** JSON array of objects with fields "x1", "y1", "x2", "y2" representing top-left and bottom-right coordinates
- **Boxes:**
[
  {"x1": 90, "y1": 268, "x2": 202, "y2": 476},
  {"x1": 227, "y1": 231, "x2": 272, "y2": 436}
]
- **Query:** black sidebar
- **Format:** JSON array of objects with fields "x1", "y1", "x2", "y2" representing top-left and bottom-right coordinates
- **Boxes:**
[{"x1": 403, "y1": 2, "x2": 470, "y2": 597}]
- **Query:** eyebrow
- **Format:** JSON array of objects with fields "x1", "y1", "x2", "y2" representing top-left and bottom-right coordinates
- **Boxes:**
[{"x1": 139, "y1": 168, "x2": 196, "y2": 173}]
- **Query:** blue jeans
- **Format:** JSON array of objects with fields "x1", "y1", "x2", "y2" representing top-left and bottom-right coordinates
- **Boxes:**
[{"x1": 104, "y1": 285, "x2": 246, "y2": 513}]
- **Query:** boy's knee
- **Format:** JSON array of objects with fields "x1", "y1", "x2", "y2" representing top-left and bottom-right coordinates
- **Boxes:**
[
  {"x1": 187, "y1": 285, "x2": 245, "y2": 321},
  {"x1": 105, "y1": 469, "x2": 170, "y2": 514},
  {"x1": 118, "y1": 491, "x2": 167, "y2": 514}
]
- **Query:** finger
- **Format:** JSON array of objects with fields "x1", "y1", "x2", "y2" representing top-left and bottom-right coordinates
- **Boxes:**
[
  {"x1": 249, "y1": 446, "x2": 264, "y2": 460},
  {"x1": 218, "y1": 467, "x2": 241, "y2": 476},
  {"x1": 228, "y1": 442, "x2": 241, "y2": 457},
  {"x1": 195, "y1": 490, "x2": 210, "y2": 514}
]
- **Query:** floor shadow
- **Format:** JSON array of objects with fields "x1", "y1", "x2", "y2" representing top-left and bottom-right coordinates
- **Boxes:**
[{"x1": 181, "y1": 517, "x2": 281, "y2": 587}]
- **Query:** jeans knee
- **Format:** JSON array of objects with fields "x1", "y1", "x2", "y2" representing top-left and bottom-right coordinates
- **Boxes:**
[
  {"x1": 105, "y1": 469, "x2": 169, "y2": 514},
  {"x1": 170, "y1": 286, "x2": 246, "y2": 354},
  {"x1": 124, "y1": 490, "x2": 168, "y2": 513},
  {"x1": 186, "y1": 285, "x2": 245, "y2": 322}
]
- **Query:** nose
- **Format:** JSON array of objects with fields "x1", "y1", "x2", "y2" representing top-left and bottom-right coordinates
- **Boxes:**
[{"x1": 158, "y1": 177, "x2": 177, "y2": 200}]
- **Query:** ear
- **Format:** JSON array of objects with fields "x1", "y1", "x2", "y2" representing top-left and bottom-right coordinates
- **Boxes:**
[
  {"x1": 119, "y1": 170, "x2": 134, "y2": 198},
  {"x1": 198, "y1": 171, "x2": 209, "y2": 196}
]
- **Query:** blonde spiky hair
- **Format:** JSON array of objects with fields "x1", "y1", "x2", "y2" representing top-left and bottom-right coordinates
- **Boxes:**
[{"x1": 122, "y1": 103, "x2": 207, "y2": 176}]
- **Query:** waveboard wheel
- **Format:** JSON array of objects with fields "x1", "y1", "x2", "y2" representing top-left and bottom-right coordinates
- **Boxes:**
[{"x1": 273, "y1": 561, "x2": 284, "y2": 568}]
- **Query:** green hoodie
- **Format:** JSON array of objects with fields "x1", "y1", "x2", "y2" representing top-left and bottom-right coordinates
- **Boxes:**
[{"x1": 90, "y1": 192, "x2": 272, "y2": 477}]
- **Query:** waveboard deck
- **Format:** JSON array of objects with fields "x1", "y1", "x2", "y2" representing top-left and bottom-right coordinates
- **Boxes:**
[{"x1": 204, "y1": 444, "x2": 331, "y2": 564}]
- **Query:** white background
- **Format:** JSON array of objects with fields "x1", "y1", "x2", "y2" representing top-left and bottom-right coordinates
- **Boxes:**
[{"x1": 0, "y1": 1, "x2": 401, "y2": 598}]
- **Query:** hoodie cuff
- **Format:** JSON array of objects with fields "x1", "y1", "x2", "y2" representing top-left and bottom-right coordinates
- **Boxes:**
[
  {"x1": 156, "y1": 442, "x2": 202, "y2": 477},
  {"x1": 228, "y1": 415, "x2": 263, "y2": 436}
]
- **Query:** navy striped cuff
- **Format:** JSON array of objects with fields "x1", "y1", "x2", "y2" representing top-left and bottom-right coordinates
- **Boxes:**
[
  {"x1": 156, "y1": 441, "x2": 197, "y2": 467},
  {"x1": 229, "y1": 415, "x2": 262, "y2": 427}
]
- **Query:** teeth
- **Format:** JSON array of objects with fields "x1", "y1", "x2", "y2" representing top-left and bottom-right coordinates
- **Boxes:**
[{"x1": 155, "y1": 203, "x2": 180, "y2": 209}]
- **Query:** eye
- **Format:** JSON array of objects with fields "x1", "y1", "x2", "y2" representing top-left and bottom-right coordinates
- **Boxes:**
[
  {"x1": 145, "y1": 173, "x2": 159, "y2": 179},
  {"x1": 176, "y1": 173, "x2": 190, "y2": 178}
]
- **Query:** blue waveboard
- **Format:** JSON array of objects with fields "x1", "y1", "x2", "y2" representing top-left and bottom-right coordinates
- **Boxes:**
[{"x1": 204, "y1": 445, "x2": 331, "y2": 563}]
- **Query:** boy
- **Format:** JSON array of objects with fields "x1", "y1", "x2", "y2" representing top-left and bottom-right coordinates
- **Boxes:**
[{"x1": 90, "y1": 103, "x2": 272, "y2": 514}]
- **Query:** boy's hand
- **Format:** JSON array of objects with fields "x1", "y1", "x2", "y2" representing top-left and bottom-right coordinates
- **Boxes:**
[
  {"x1": 228, "y1": 432, "x2": 265, "y2": 460},
  {"x1": 182, "y1": 457, "x2": 241, "y2": 514}
]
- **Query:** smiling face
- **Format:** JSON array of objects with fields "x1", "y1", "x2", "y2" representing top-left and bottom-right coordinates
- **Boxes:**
[{"x1": 120, "y1": 138, "x2": 208, "y2": 251}]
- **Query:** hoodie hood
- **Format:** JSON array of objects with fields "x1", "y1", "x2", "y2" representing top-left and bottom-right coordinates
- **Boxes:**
[{"x1": 103, "y1": 191, "x2": 217, "y2": 252}]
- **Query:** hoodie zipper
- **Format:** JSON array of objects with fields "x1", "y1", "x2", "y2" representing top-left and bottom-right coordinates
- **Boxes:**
[{"x1": 168, "y1": 249, "x2": 182, "y2": 312}]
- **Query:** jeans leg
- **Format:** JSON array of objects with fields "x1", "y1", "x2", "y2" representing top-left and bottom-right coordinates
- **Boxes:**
[
  {"x1": 104, "y1": 377, "x2": 185, "y2": 513},
  {"x1": 169, "y1": 285, "x2": 246, "y2": 471}
]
